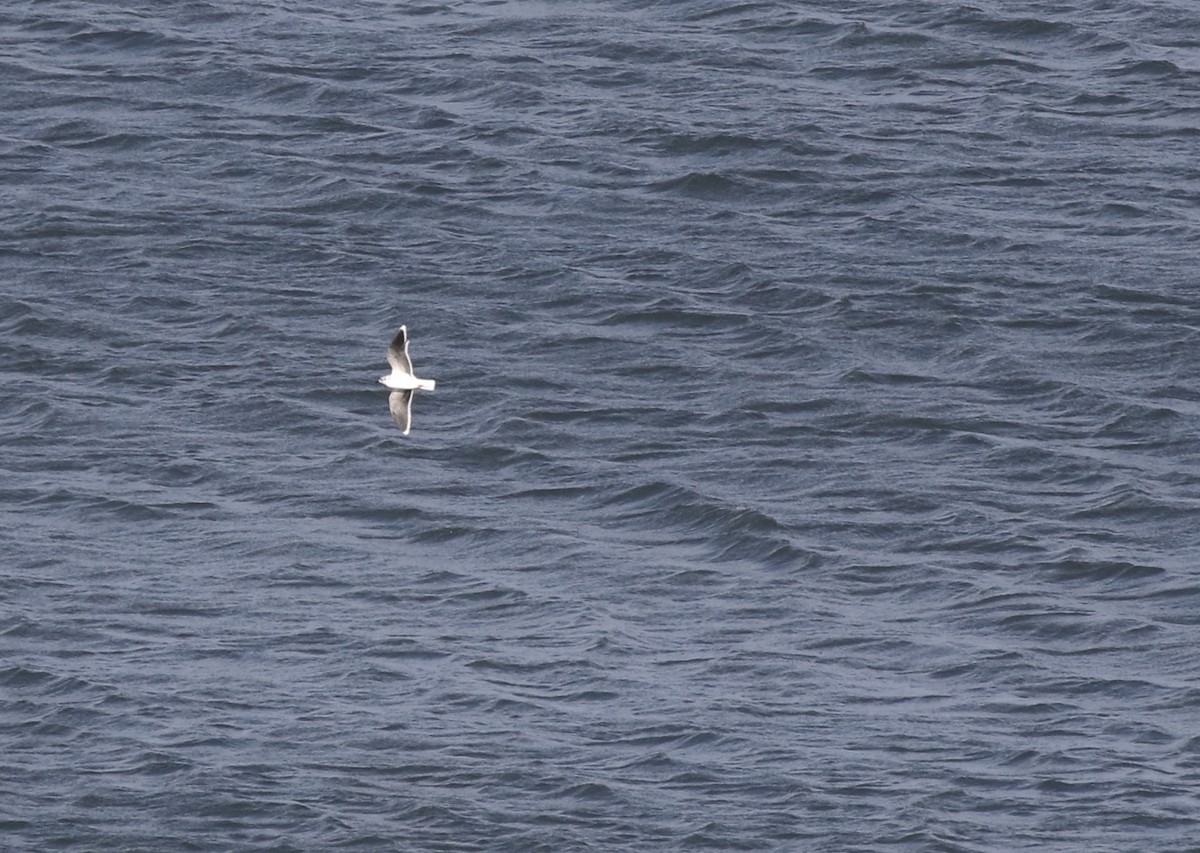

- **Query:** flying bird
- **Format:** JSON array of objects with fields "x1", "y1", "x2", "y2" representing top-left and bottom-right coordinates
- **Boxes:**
[{"x1": 379, "y1": 325, "x2": 436, "y2": 435}]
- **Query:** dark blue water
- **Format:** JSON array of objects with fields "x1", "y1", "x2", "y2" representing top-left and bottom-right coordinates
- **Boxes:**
[{"x1": 4, "y1": 1, "x2": 1200, "y2": 850}]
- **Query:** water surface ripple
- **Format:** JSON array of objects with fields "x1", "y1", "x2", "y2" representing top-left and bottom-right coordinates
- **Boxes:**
[{"x1": 3, "y1": 1, "x2": 1200, "y2": 850}]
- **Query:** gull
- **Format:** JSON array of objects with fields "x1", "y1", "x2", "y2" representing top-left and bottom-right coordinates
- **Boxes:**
[{"x1": 379, "y1": 325, "x2": 436, "y2": 435}]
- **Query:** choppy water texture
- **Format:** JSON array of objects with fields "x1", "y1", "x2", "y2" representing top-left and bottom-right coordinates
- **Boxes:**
[{"x1": 4, "y1": 1, "x2": 1200, "y2": 850}]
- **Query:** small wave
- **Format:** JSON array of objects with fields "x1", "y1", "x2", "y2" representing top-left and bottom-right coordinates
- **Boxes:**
[
  {"x1": 1108, "y1": 59, "x2": 1184, "y2": 79},
  {"x1": 65, "y1": 27, "x2": 183, "y2": 51},
  {"x1": 597, "y1": 479, "x2": 816, "y2": 569},
  {"x1": 0, "y1": 665, "x2": 109, "y2": 701},
  {"x1": 833, "y1": 21, "x2": 937, "y2": 49},
  {"x1": 644, "y1": 171, "x2": 747, "y2": 200},
  {"x1": 840, "y1": 367, "x2": 939, "y2": 386},
  {"x1": 1067, "y1": 483, "x2": 1192, "y2": 524}
]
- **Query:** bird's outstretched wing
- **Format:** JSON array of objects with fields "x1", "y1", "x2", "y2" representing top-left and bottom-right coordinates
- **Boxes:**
[
  {"x1": 386, "y1": 326, "x2": 413, "y2": 375},
  {"x1": 388, "y1": 390, "x2": 413, "y2": 435}
]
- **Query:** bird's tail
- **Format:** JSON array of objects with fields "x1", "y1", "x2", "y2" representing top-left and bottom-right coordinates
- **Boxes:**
[{"x1": 417, "y1": 378, "x2": 436, "y2": 391}]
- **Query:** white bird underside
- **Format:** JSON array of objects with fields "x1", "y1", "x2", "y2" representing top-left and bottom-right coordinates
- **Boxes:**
[{"x1": 379, "y1": 325, "x2": 435, "y2": 435}]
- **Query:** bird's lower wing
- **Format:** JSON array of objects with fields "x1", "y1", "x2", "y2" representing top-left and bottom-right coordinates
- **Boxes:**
[{"x1": 388, "y1": 390, "x2": 413, "y2": 435}]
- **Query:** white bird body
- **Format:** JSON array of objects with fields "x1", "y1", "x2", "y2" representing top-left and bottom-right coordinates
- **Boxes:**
[
  {"x1": 379, "y1": 325, "x2": 435, "y2": 434},
  {"x1": 379, "y1": 372, "x2": 435, "y2": 391}
]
